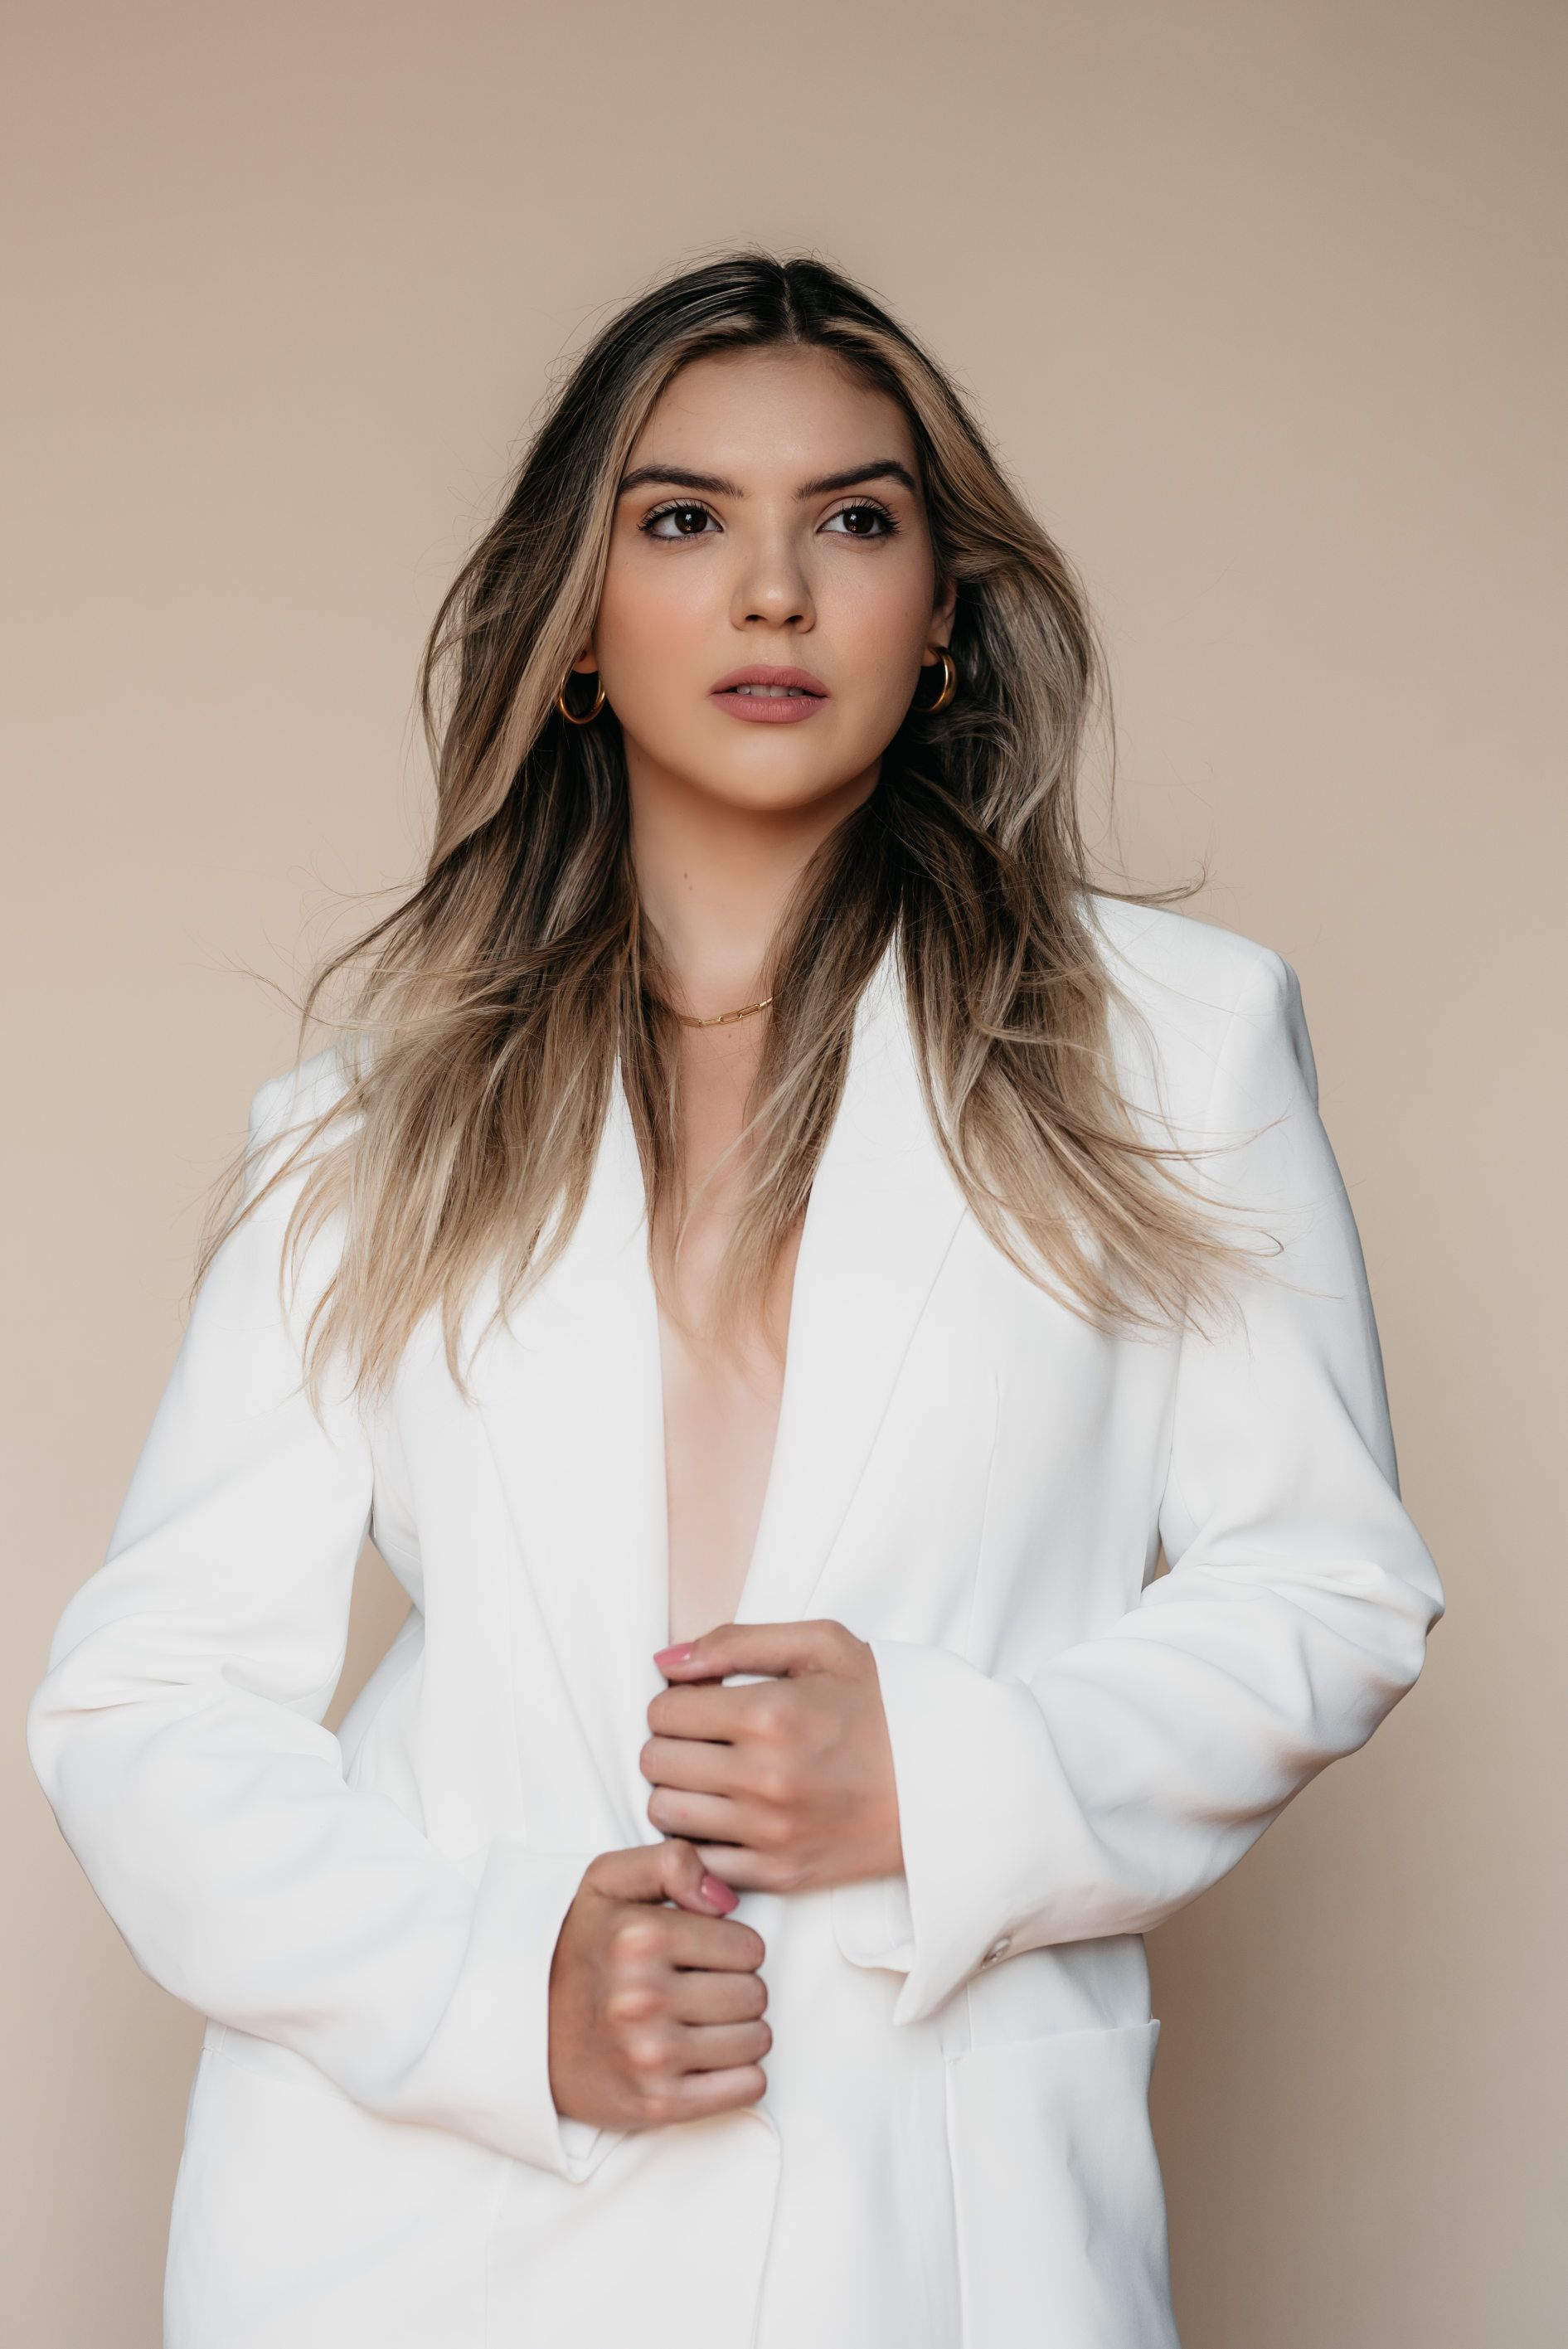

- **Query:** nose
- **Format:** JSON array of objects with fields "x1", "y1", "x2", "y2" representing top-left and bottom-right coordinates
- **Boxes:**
[{"x1": 729, "y1": 527, "x2": 815, "y2": 633}]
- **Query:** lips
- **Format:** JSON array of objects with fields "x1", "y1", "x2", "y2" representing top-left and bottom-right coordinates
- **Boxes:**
[{"x1": 709, "y1": 664, "x2": 830, "y2": 724}]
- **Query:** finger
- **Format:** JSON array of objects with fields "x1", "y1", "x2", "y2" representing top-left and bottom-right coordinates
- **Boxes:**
[
  {"x1": 655, "y1": 2064, "x2": 768, "y2": 2124},
  {"x1": 654, "y1": 1619, "x2": 845, "y2": 1684},
  {"x1": 583, "y1": 1837, "x2": 738, "y2": 1915},
  {"x1": 668, "y1": 1966, "x2": 769, "y2": 2027},
  {"x1": 648, "y1": 1682, "x2": 789, "y2": 1757},
  {"x1": 689, "y1": 1841, "x2": 786, "y2": 1893},
  {"x1": 653, "y1": 1908, "x2": 767, "y2": 1973},
  {"x1": 648, "y1": 1788, "x2": 750, "y2": 1844},
  {"x1": 639, "y1": 1732, "x2": 746, "y2": 1795},
  {"x1": 645, "y1": 1680, "x2": 753, "y2": 1742},
  {"x1": 673, "y1": 2017, "x2": 773, "y2": 2075}
]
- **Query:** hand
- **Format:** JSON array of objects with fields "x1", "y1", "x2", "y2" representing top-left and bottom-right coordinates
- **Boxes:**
[
  {"x1": 547, "y1": 1839, "x2": 770, "y2": 2130},
  {"x1": 642, "y1": 1619, "x2": 904, "y2": 1894}
]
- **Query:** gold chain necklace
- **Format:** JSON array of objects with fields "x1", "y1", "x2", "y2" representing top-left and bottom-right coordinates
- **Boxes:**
[{"x1": 670, "y1": 993, "x2": 774, "y2": 1028}]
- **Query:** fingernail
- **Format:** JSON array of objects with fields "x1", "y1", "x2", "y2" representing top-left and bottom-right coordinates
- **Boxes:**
[
  {"x1": 701, "y1": 1872, "x2": 738, "y2": 1910},
  {"x1": 653, "y1": 1642, "x2": 696, "y2": 1667}
]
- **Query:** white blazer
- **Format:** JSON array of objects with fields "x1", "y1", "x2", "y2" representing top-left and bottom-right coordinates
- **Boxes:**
[{"x1": 27, "y1": 894, "x2": 1444, "y2": 2349}]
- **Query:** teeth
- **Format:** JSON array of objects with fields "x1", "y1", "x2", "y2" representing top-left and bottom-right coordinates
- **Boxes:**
[{"x1": 733, "y1": 683, "x2": 806, "y2": 696}]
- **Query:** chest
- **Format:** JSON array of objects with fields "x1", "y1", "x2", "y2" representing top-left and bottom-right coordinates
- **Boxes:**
[
  {"x1": 367, "y1": 960, "x2": 1189, "y2": 1847},
  {"x1": 653, "y1": 1031, "x2": 806, "y2": 1645}
]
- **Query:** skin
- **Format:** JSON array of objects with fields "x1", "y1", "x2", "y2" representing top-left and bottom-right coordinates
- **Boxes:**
[{"x1": 546, "y1": 345, "x2": 954, "y2": 2136}]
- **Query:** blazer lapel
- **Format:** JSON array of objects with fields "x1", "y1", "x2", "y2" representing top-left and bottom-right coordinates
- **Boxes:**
[
  {"x1": 468, "y1": 944, "x2": 970, "y2": 1838},
  {"x1": 735, "y1": 947, "x2": 970, "y2": 1631},
  {"x1": 469, "y1": 1075, "x2": 671, "y2": 1847}
]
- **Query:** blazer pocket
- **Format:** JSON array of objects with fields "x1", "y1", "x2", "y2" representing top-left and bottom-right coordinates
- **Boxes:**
[{"x1": 944, "y1": 2017, "x2": 1178, "y2": 2349}]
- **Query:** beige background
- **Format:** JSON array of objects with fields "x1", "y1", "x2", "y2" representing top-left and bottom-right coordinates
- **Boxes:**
[{"x1": 5, "y1": 1, "x2": 1562, "y2": 2340}]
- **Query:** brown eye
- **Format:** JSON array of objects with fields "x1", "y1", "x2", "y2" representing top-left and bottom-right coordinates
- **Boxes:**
[
  {"x1": 823, "y1": 501, "x2": 898, "y2": 539},
  {"x1": 643, "y1": 500, "x2": 720, "y2": 540}
]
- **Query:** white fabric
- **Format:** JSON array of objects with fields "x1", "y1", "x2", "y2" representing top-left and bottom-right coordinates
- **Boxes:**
[{"x1": 27, "y1": 895, "x2": 1444, "y2": 2348}]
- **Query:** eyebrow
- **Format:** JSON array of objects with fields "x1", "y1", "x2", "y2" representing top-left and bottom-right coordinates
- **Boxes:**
[{"x1": 616, "y1": 458, "x2": 920, "y2": 501}]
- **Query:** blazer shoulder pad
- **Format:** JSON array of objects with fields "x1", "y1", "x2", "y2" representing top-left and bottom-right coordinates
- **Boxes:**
[
  {"x1": 1080, "y1": 892, "x2": 1300, "y2": 1132},
  {"x1": 245, "y1": 1042, "x2": 363, "y2": 1187}
]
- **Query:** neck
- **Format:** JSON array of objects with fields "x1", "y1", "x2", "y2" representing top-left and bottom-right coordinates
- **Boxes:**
[{"x1": 626, "y1": 747, "x2": 878, "y2": 1015}]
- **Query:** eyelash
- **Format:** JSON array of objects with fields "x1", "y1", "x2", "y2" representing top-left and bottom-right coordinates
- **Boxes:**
[{"x1": 638, "y1": 497, "x2": 901, "y2": 541}]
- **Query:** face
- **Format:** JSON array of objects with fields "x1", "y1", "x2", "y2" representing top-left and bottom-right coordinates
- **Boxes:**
[{"x1": 574, "y1": 345, "x2": 956, "y2": 821}]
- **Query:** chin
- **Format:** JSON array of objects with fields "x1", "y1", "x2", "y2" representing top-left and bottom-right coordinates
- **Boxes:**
[{"x1": 696, "y1": 765, "x2": 869, "y2": 818}]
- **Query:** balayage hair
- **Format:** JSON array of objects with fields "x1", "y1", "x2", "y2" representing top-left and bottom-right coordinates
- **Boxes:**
[{"x1": 198, "y1": 247, "x2": 1247, "y2": 1407}]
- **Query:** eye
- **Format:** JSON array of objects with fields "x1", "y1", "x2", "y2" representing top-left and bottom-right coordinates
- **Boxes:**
[
  {"x1": 822, "y1": 500, "x2": 899, "y2": 540},
  {"x1": 640, "y1": 499, "x2": 721, "y2": 540}
]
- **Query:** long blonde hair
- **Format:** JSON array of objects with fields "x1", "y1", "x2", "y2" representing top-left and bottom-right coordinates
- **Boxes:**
[{"x1": 199, "y1": 248, "x2": 1243, "y2": 1405}]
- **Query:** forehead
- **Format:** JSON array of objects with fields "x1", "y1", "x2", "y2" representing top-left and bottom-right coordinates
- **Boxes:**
[{"x1": 626, "y1": 345, "x2": 916, "y2": 480}]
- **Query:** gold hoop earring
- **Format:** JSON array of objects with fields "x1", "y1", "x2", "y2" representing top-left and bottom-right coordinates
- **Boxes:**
[
  {"x1": 918, "y1": 647, "x2": 957, "y2": 713},
  {"x1": 556, "y1": 672, "x2": 607, "y2": 725}
]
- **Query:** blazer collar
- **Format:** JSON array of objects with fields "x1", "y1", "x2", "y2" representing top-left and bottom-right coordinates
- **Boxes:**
[{"x1": 470, "y1": 941, "x2": 970, "y2": 1844}]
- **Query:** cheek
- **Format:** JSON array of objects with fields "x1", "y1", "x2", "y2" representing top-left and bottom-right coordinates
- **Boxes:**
[
  {"x1": 827, "y1": 565, "x2": 935, "y2": 718},
  {"x1": 595, "y1": 560, "x2": 715, "y2": 696}
]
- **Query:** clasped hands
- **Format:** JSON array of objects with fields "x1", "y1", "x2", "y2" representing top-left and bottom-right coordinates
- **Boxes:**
[
  {"x1": 642, "y1": 1619, "x2": 904, "y2": 1893},
  {"x1": 544, "y1": 1622, "x2": 901, "y2": 2135}
]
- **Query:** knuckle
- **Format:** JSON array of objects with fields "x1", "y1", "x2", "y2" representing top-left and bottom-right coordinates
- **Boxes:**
[
  {"x1": 752, "y1": 1759, "x2": 796, "y2": 1808},
  {"x1": 631, "y1": 2084, "x2": 679, "y2": 2128},
  {"x1": 604, "y1": 1980, "x2": 662, "y2": 2025},
  {"x1": 658, "y1": 1839, "x2": 701, "y2": 1892},
  {"x1": 621, "y1": 2025, "x2": 670, "y2": 2078},
  {"x1": 608, "y1": 1915, "x2": 666, "y2": 1966}
]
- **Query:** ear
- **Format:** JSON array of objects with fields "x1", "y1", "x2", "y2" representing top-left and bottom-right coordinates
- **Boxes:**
[
  {"x1": 569, "y1": 642, "x2": 599, "y2": 674},
  {"x1": 929, "y1": 572, "x2": 959, "y2": 647}
]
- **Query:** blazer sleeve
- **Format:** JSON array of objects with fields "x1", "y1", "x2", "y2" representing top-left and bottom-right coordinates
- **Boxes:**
[
  {"x1": 832, "y1": 945, "x2": 1446, "y2": 2025},
  {"x1": 25, "y1": 1068, "x2": 607, "y2": 2182}
]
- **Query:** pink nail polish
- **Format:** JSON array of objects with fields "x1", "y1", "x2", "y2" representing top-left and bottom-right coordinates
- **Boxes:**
[
  {"x1": 701, "y1": 1873, "x2": 738, "y2": 1910},
  {"x1": 653, "y1": 1642, "x2": 696, "y2": 1667}
]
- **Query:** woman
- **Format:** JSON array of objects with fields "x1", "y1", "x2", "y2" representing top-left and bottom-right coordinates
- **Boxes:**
[{"x1": 27, "y1": 251, "x2": 1444, "y2": 2349}]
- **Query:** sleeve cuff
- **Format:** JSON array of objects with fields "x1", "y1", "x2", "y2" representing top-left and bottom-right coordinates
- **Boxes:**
[
  {"x1": 831, "y1": 1636, "x2": 1099, "y2": 2026},
  {"x1": 829, "y1": 1867, "x2": 915, "y2": 1972},
  {"x1": 386, "y1": 1838, "x2": 627, "y2": 2182}
]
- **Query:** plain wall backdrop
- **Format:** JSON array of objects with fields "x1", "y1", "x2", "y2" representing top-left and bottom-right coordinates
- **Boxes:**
[{"x1": 5, "y1": 2, "x2": 1563, "y2": 2342}]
